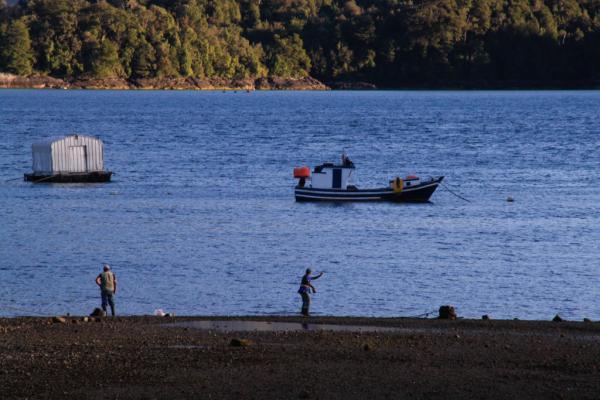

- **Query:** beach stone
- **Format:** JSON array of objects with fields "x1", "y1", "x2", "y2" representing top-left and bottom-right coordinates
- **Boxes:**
[
  {"x1": 52, "y1": 316, "x2": 67, "y2": 324},
  {"x1": 229, "y1": 338, "x2": 253, "y2": 347},
  {"x1": 299, "y1": 389, "x2": 310, "y2": 399},
  {"x1": 552, "y1": 314, "x2": 563, "y2": 322},
  {"x1": 90, "y1": 308, "x2": 106, "y2": 317},
  {"x1": 438, "y1": 306, "x2": 457, "y2": 320}
]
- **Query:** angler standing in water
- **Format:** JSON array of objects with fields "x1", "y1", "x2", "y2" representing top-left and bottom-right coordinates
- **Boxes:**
[{"x1": 298, "y1": 268, "x2": 324, "y2": 316}]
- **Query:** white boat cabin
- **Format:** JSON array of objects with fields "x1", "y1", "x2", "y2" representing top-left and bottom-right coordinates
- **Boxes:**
[
  {"x1": 310, "y1": 163, "x2": 355, "y2": 190},
  {"x1": 31, "y1": 134, "x2": 105, "y2": 175}
]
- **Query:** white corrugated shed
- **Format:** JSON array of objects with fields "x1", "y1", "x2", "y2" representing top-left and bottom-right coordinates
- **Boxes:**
[{"x1": 31, "y1": 135, "x2": 105, "y2": 174}]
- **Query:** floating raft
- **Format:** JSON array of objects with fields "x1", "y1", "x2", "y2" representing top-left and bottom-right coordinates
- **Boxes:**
[
  {"x1": 25, "y1": 134, "x2": 112, "y2": 184},
  {"x1": 24, "y1": 171, "x2": 113, "y2": 183}
]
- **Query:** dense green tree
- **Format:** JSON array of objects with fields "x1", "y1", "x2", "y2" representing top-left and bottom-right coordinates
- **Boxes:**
[
  {"x1": 83, "y1": 36, "x2": 123, "y2": 77},
  {"x1": 1, "y1": 0, "x2": 600, "y2": 87},
  {"x1": 268, "y1": 33, "x2": 311, "y2": 77},
  {"x1": 0, "y1": 19, "x2": 35, "y2": 75},
  {"x1": 26, "y1": 0, "x2": 85, "y2": 76}
]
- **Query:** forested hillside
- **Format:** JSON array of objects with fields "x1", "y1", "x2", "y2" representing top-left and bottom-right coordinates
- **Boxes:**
[{"x1": 1, "y1": 0, "x2": 599, "y2": 88}]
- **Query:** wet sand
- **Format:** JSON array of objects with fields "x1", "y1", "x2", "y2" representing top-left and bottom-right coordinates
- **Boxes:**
[{"x1": 1, "y1": 316, "x2": 600, "y2": 399}]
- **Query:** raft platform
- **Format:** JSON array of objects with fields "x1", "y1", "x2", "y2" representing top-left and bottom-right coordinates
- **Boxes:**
[{"x1": 24, "y1": 171, "x2": 113, "y2": 183}]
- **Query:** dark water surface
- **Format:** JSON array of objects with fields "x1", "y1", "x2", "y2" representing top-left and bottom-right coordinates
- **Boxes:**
[{"x1": 1, "y1": 90, "x2": 598, "y2": 319}]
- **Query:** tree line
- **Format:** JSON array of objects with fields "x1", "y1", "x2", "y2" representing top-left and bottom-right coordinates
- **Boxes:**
[{"x1": 1, "y1": 0, "x2": 599, "y2": 87}]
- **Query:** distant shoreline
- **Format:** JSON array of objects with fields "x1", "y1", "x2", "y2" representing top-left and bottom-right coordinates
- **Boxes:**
[
  {"x1": 3, "y1": 73, "x2": 599, "y2": 91},
  {"x1": 0, "y1": 73, "x2": 330, "y2": 91}
]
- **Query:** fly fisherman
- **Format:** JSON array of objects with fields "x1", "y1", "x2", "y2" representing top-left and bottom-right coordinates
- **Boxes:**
[
  {"x1": 298, "y1": 268, "x2": 324, "y2": 316},
  {"x1": 95, "y1": 264, "x2": 117, "y2": 316}
]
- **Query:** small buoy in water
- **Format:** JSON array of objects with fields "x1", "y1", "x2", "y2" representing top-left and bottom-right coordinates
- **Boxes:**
[
  {"x1": 506, "y1": 196, "x2": 514, "y2": 202},
  {"x1": 110, "y1": 191, "x2": 119, "y2": 195}
]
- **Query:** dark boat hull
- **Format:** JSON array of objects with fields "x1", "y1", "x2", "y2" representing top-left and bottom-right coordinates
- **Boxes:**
[
  {"x1": 295, "y1": 177, "x2": 443, "y2": 202},
  {"x1": 24, "y1": 171, "x2": 113, "y2": 183}
]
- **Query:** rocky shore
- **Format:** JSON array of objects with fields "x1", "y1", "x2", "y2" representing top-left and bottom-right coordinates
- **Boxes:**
[
  {"x1": 0, "y1": 73, "x2": 329, "y2": 91},
  {"x1": 1, "y1": 315, "x2": 599, "y2": 399}
]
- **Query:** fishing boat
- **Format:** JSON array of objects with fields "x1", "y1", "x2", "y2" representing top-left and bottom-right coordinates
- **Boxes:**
[{"x1": 294, "y1": 155, "x2": 443, "y2": 202}]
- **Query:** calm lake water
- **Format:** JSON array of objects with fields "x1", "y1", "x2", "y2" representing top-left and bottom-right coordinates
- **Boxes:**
[{"x1": 0, "y1": 90, "x2": 599, "y2": 319}]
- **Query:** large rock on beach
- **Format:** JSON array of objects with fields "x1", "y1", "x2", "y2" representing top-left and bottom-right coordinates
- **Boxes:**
[
  {"x1": 438, "y1": 305, "x2": 457, "y2": 320},
  {"x1": 90, "y1": 308, "x2": 106, "y2": 317}
]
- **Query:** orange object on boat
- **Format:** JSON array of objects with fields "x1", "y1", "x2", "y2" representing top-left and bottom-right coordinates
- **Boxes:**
[
  {"x1": 294, "y1": 166, "x2": 310, "y2": 178},
  {"x1": 406, "y1": 175, "x2": 419, "y2": 180}
]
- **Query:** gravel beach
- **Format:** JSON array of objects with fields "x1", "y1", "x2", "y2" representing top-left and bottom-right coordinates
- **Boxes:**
[{"x1": 1, "y1": 316, "x2": 600, "y2": 399}]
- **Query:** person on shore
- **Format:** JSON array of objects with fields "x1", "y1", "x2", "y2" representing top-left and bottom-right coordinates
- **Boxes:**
[
  {"x1": 298, "y1": 268, "x2": 324, "y2": 316},
  {"x1": 95, "y1": 264, "x2": 117, "y2": 316}
]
